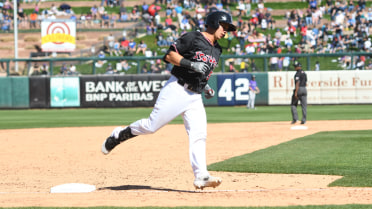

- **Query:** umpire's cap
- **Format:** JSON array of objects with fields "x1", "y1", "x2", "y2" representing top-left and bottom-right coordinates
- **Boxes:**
[
  {"x1": 293, "y1": 60, "x2": 302, "y2": 68},
  {"x1": 205, "y1": 11, "x2": 236, "y2": 32}
]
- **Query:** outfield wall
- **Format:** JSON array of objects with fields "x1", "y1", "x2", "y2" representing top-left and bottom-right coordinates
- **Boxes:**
[{"x1": 0, "y1": 71, "x2": 371, "y2": 109}]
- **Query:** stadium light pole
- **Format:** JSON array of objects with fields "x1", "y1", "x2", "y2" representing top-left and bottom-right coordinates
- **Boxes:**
[{"x1": 13, "y1": 0, "x2": 18, "y2": 72}]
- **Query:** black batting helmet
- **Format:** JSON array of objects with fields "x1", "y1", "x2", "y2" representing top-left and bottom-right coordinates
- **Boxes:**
[{"x1": 205, "y1": 11, "x2": 236, "y2": 32}]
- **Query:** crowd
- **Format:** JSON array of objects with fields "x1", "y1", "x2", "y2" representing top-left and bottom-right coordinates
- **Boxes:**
[
  {"x1": 2, "y1": 0, "x2": 372, "y2": 72},
  {"x1": 96, "y1": 0, "x2": 372, "y2": 73}
]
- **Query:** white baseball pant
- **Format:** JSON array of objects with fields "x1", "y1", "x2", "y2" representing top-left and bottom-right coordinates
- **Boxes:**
[{"x1": 129, "y1": 75, "x2": 209, "y2": 178}]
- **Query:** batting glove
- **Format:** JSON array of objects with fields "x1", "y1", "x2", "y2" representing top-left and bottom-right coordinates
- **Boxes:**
[
  {"x1": 180, "y1": 58, "x2": 209, "y2": 74},
  {"x1": 204, "y1": 84, "x2": 215, "y2": 99}
]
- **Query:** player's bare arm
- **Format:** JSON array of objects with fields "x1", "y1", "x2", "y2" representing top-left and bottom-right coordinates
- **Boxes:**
[{"x1": 164, "y1": 51, "x2": 183, "y2": 66}]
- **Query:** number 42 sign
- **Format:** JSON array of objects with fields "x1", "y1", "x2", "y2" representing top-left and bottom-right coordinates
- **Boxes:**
[{"x1": 217, "y1": 74, "x2": 251, "y2": 106}]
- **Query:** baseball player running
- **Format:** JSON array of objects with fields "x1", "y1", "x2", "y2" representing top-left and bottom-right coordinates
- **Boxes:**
[{"x1": 101, "y1": 11, "x2": 236, "y2": 190}]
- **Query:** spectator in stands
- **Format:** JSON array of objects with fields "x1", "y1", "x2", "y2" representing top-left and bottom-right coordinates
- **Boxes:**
[
  {"x1": 90, "y1": 5, "x2": 98, "y2": 20},
  {"x1": 86, "y1": 12, "x2": 93, "y2": 26},
  {"x1": 110, "y1": 13, "x2": 117, "y2": 28},
  {"x1": 305, "y1": 9, "x2": 313, "y2": 26},
  {"x1": 274, "y1": 28, "x2": 282, "y2": 41},
  {"x1": 98, "y1": 5, "x2": 105, "y2": 17},
  {"x1": 3, "y1": 0, "x2": 12, "y2": 11},
  {"x1": 120, "y1": 11, "x2": 129, "y2": 22},
  {"x1": 150, "y1": 59, "x2": 162, "y2": 73},
  {"x1": 34, "y1": 2, "x2": 40, "y2": 14},
  {"x1": 141, "y1": 63, "x2": 149, "y2": 73},
  {"x1": 236, "y1": 60, "x2": 245, "y2": 72},
  {"x1": 120, "y1": 37, "x2": 129, "y2": 52},
  {"x1": 50, "y1": 4, "x2": 62, "y2": 16},
  {"x1": 60, "y1": 63, "x2": 68, "y2": 74},
  {"x1": 314, "y1": 61, "x2": 320, "y2": 71},
  {"x1": 128, "y1": 39, "x2": 136, "y2": 56},
  {"x1": 101, "y1": 12, "x2": 110, "y2": 28},
  {"x1": 136, "y1": 40, "x2": 147, "y2": 54},
  {"x1": 17, "y1": 4, "x2": 27, "y2": 27},
  {"x1": 119, "y1": 60, "x2": 130, "y2": 72},
  {"x1": 141, "y1": 2, "x2": 149, "y2": 15},
  {"x1": 238, "y1": 0, "x2": 246, "y2": 17},
  {"x1": 156, "y1": 32, "x2": 167, "y2": 47},
  {"x1": 95, "y1": 51, "x2": 107, "y2": 68},
  {"x1": 261, "y1": 16, "x2": 267, "y2": 31},
  {"x1": 286, "y1": 22, "x2": 297, "y2": 37},
  {"x1": 366, "y1": 60, "x2": 372, "y2": 70},
  {"x1": 107, "y1": 34, "x2": 115, "y2": 55},
  {"x1": 180, "y1": 14, "x2": 191, "y2": 30},
  {"x1": 1, "y1": 16, "x2": 11, "y2": 32},
  {"x1": 59, "y1": 4, "x2": 73, "y2": 15},
  {"x1": 228, "y1": 61, "x2": 238, "y2": 73},
  {"x1": 285, "y1": 36, "x2": 293, "y2": 49},
  {"x1": 79, "y1": 14, "x2": 87, "y2": 28},
  {"x1": 105, "y1": 63, "x2": 115, "y2": 74},
  {"x1": 70, "y1": 14, "x2": 77, "y2": 22},
  {"x1": 130, "y1": 5, "x2": 140, "y2": 21},
  {"x1": 282, "y1": 55, "x2": 291, "y2": 71},
  {"x1": 358, "y1": 0, "x2": 366, "y2": 11},
  {"x1": 355, "y1": 56, "x2": 365, "y2": 70},
  {"x1": 269, "y1": 56, "x2": 279, "y2": 71},
  {"x1": 174, "y1": 3, "x2": 183, "y2": 25},
  {"x1": 29, "y1": 12, "x2": 38, "y2": 29},
  {"x1": 250, "y1": 59, "x2": 260, "y2": 71},
  {"x1": 113, "y1": 41, "x2": 122, "y2": 56},
  {"x1": 312, "y1": 8, "x2": 323, "y2": 26},
  {"x1": 68, "y1": 64, "x2": 77, "y2": 75}
]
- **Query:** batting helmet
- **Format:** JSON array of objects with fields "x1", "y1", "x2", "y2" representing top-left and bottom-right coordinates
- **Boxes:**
[{"x1": 205, "y1": 11, "x2": 236, "y2": 32}]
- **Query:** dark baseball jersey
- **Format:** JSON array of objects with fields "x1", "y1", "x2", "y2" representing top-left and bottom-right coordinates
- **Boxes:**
[
  {"x1": 294, "y1": 69, "x2": 307, "y2": 87},
  {"x1": 164, "y1": 31, "x2": 222, "y2": 93}
]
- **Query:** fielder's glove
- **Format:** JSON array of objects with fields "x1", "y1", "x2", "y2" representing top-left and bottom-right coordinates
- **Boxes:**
[
  {"x1": 180, "y1": 58, "x2": 209, "y2": 74},
  {"x1": 204, "y1": 84, "x2": 215, "y2": 99}
]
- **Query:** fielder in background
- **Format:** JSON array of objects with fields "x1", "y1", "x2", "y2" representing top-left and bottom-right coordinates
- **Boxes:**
[
  {"x1": 101, "y1": 11, "x2": 237, "y2": 190},
  {"x1": 291, "y1": 61, "x2": 307, "y2": 124},
  {"x1": 246, "y1": 75, "x2": 260, "y2": 109}
]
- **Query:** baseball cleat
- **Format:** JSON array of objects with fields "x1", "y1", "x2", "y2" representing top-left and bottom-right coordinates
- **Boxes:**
[
  {"x1": 101, "y1": 127, "x2": 125, "y2": 155},
  {"x1": 193, "y1": 175, "x2": 222, "y2": 190},
  {"x1": 291, "y1": 120, "x2": 297, "y2": 124}
]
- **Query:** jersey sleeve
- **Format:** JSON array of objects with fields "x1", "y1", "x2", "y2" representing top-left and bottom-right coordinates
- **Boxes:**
[{"x1": 167, "y1": 32, "x2": 195, "y2": 56}]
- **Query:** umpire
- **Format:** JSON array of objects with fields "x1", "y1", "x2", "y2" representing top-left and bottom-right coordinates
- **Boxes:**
[{"x1": 291, "y1": 61, "x2": 307, "y2": 124}]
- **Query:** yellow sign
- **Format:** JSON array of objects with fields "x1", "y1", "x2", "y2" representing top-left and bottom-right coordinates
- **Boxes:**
[{"x1": 41, "y1": 33, "x2": 76, "y2": 44}]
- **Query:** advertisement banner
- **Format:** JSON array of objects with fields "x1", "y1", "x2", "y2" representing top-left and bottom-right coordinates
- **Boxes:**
[
  {"x1": 50, "y1": 77, "x2": 80, "y2": 107},
  {"x1": 268, "y1": 70, "x2": 372, "y2": 105},
  {"x1": 80, "y1": 75, "x2": 170, "y2": 107},
  {"x1": 41, "y1": 19, "x2": 76, "y2": 52}
]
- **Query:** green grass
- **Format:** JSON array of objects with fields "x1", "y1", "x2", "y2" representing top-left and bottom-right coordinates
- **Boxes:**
[
  {"x1": 208, "y1": 130, "x2": 372, "y2": 187},
  {"x1": 0, "y1": 105, "x2": 371, "y2": 129}
]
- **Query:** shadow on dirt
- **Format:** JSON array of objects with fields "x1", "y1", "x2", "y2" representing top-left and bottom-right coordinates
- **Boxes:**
[{"x1": 98, "y1": 185, "x2": 198, "y2": 193}]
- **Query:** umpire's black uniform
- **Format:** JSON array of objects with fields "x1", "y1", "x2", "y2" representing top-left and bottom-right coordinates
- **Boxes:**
[{"x1": 291, "y1": 61, "x2": 307, "y2": 124}]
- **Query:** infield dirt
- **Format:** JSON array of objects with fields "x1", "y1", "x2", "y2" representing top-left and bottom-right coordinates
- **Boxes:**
[{"x1": 0, "y1": 120, "x2": 372, "y2": 207}]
